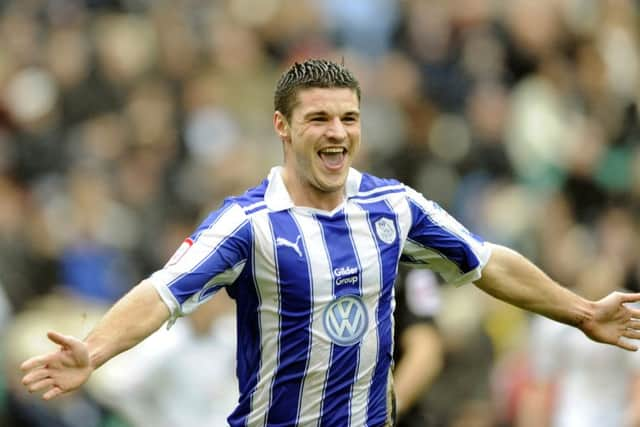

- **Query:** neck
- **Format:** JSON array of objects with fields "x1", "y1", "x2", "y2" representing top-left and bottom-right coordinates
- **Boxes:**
[{"x1": 282, "y1": 170, "x2": 345, "y2": 211}]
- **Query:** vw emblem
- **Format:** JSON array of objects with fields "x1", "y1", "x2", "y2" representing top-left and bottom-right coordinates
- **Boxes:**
[{"x1": 323, "y1": 295, "x2": 368, "y2": 346}]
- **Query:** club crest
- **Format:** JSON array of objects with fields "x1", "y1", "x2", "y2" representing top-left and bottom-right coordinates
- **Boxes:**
[{"x1": 375, "y1": 217, "x2": 396, "y2": 244}]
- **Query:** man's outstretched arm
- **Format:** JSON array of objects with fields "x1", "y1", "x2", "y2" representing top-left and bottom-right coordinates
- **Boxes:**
[
  {"x1": 20, "y1": 279, "x2": 170, "y2": 400},
  {"x1": 475, "y1": 243, "x2": 640, "y2": 351}
]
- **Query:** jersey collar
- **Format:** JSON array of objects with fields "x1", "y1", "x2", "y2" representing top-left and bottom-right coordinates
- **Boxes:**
[{"x1": 264, "y1": 166, "x2": 362, "y2": 212}]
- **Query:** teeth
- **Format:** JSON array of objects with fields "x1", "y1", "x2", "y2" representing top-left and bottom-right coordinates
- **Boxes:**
[{"x1": 319, "y1": 148, "x2": 345, "y2": 154}]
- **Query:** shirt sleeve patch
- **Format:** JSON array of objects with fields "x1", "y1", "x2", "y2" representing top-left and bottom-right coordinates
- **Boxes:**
[{"x1": 165, "y1": 237, "x2": 194, "y2": 267}]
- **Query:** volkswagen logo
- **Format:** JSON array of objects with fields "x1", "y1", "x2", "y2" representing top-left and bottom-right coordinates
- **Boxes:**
[{"x1": 323, "y1": 295, "x2": 368, "y2": 346}]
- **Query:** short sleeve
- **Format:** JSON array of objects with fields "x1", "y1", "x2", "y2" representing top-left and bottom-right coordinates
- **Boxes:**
[
  {"x1": 148, "y1": 201, "x2": 252, "y2": 326},
  {"x1": 401, "y1": 186, "x2": 492, "y2": 286}
]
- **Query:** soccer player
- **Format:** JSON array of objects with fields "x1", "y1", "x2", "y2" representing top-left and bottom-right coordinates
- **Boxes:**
[{"x1": 20, "y1": 59, "x2": 640, "y2": 427}]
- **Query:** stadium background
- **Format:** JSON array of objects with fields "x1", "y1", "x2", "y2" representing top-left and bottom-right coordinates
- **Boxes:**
[{"x1": 0, "y1": 0, "x2": 638, "y2": 426}]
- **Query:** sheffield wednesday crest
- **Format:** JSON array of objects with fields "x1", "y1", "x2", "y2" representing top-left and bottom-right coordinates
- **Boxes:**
[{"x1": 375, "y1": 217, "x2": 396, "y2": 244}]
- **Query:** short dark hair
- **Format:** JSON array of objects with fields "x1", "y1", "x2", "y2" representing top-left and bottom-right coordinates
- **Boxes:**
[{"x1": 274, "y1": 59, "x2": 361, "y2": 120}]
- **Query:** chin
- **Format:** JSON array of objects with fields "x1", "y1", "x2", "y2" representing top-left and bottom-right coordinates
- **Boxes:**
[
  {"x1": 317, "y1": 178, "x2": 347, "y2": 193},
  {"x1": 309, "y1": 168, "x2": 348, "y2": 193}
]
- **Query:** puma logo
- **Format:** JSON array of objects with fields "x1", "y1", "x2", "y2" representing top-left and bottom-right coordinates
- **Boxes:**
[{"x1": 276, "y1": 235, "x2": 303, "y2": 257}]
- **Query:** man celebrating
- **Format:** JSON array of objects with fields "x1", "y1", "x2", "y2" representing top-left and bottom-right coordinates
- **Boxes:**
[{"x1": 21, "y1": 59, "x2": 640, "y2": 427}]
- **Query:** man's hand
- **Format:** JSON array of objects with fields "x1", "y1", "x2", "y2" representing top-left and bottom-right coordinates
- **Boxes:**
[
  {"x1": 19, "y1": 280, "x2": 170, "y2": 401},
  {"x1": 20, "y1": 331, "x2": 94, "y2": 400},
  {"x1": 581, "y1": 292, "x2": 640, "y2": 351}
]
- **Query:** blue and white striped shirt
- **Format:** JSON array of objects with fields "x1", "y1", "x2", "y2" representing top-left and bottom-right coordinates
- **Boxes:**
[{"x1": 150, "y1": 166, "x2": 491, "y2": 427}]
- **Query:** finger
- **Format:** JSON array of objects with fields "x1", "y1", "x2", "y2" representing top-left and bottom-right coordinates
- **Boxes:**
[
  {"x1": 626, "y1": 308, "x2": 640, "y2": 318},
  {"x1": 43, "y1": 386, "x2": 65, "y2": 401},
  {"x1": 22, "y1": 368, "x2": 50, "y2": 385},
  {"x1": 619, "y1": 293, "x2": 640, "y2": 303},
  {"x1": 616, "y1": 337, "x2": 638, "y2": 352},
  {"x1": 623, "y1": 329, "x2": 640, "y2": 340},
  {"x1": 47, "y1": 332, "x2": 87, "y2": 360},
  {"x1": 627, "y1": 319, "x2": 640, "y2": 330},
  {"x1": 20, "y1": 354, "x2": 57, "y2": 372},
  {"x1": 28, "y1": 378, "x2": 55, "y2": 393},
  {"x1": 47, "y1": 331, "x2": 76, "y2": 348}
]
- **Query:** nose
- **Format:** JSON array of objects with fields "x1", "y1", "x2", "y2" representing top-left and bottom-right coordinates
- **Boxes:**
[{"x1": 325, "y1": 117, "x2": 347, "y2": 141}]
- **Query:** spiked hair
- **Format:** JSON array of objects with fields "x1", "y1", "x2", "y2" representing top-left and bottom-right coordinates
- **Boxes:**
[{"x1": 274, "y1": 59, "x2": 361, "y2": 120}]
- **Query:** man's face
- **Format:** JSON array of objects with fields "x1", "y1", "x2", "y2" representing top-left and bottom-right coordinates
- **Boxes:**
[{"x1": 277, "y1": 87, "x2": 361, "y2": 195}]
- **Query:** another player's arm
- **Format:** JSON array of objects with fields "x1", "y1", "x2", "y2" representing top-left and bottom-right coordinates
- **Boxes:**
[
  {"x1": 21, "y1": 279, "x2": 169, "y2": 399},
  {"x1": 475, "y1": 244, "x2": 640, "y2": 350},
  {"x1": 394, "y1": 323, "x2": 443, "y2": 417}
]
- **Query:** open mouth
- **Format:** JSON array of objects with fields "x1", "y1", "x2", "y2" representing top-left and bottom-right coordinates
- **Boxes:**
[{"x1": 318, "y1": 147, "x2": 347, "y2": 170}]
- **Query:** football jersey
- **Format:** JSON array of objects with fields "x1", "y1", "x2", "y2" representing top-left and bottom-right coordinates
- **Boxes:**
[{"x1": 150, "y1": 166, "x2": 491, "y2": 427}]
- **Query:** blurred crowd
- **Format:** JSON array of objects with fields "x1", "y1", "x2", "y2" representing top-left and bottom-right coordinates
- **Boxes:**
[{"x1": 0, "y1": 0, "x2": 639, "y2": 426}]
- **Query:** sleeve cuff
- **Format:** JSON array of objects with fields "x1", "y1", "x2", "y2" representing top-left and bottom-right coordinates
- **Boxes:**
[
  {"x1": 447, "y1": 242, "x2": 493, "y2": 287},
  {"x1": 148, "y1": 276, "x2": 183, "y2": 329}
]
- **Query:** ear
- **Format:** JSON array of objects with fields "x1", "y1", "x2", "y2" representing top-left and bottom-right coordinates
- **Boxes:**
[{"x1": 274, "y1": 111, "x2": 290, "y2": 142}]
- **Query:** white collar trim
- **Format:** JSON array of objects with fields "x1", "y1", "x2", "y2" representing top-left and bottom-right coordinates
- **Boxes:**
[{"x1": 264, "y1": 166, "x2": 362, "y2": 212}]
